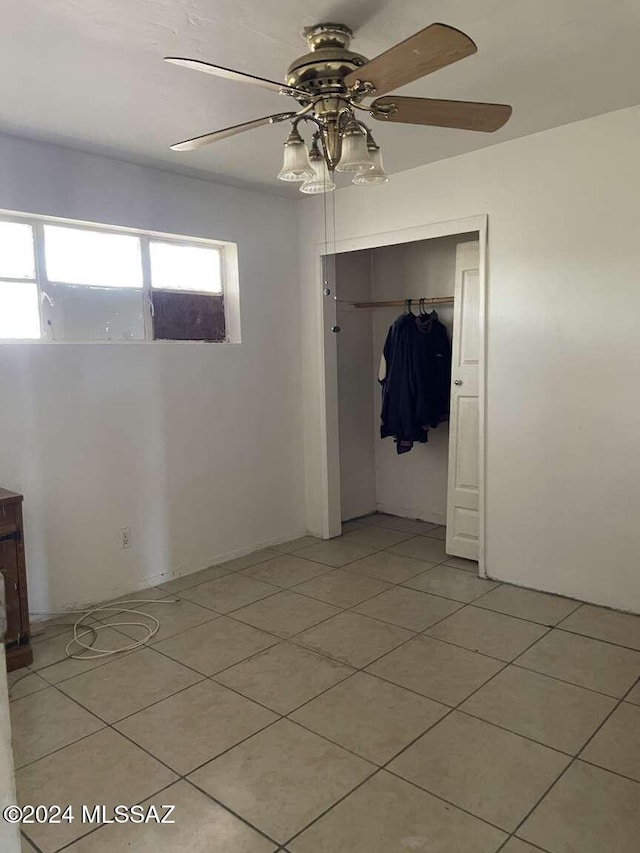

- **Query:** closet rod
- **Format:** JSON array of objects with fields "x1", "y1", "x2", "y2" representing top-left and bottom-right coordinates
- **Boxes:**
[{"x1": 350, "y1": 296, "x2": 454, "y2": 309}]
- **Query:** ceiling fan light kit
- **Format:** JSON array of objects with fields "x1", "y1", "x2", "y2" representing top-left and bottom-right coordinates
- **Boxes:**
[
  {"x1": 300, "y1": 139, "x2": 336, "y2": 194},
  {"x1": 166, "y1": 21, "x2": 512, "y2": 195},
  {"x1": 335, "y1": 119, "x2": 375, "y2": 173},
  {"x1": 353, "y1": 137, "x2": 389, "y2": 185},
  {"x1": 277, "y1": 127, "x2": 315, "y2": 181}
]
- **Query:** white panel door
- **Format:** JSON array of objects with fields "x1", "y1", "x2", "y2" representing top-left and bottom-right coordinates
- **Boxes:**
[{"x1": 446, "y1": 242, "x2": 481, "y2": 560}]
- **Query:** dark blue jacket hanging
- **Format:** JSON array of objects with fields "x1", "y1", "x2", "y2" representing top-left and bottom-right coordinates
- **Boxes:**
[{"x1": 379, "y1": 310, "x2": 451, "y2": 454}]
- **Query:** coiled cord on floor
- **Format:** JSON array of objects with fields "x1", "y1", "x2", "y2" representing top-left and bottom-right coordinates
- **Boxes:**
[
  {"x1": 59, "y1": 599, "x2": 179, "y2": 659},
  {"x1": 8, "y1": 599, "x2": 178, "y2": 697}
]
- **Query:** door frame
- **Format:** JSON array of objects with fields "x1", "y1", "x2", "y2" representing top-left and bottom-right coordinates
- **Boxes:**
[{"x1": 316, "y1": 214, "x2": 489, "y2": 578}]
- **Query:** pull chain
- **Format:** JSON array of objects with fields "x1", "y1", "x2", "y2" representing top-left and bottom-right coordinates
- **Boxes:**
[{"x1": 327, "y1": 179, "x2": 340, "y2": 332}]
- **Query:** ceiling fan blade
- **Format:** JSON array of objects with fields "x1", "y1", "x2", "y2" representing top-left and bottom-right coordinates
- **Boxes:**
[
  {"x1": 171, "y1": 112, "x2": 296, "y2": 152},
  {"x1": 164, "y1": 57, "x2": 308, "y2": 98},
  {"x1": 344, "y1": 23, "x2": 477, "y2": 96},
  {"x1": 372, "y1": 96, "x2": 512, "y2": 132}
]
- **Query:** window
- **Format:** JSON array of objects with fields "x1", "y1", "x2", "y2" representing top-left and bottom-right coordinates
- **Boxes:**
[
  {"x1": 149, "y1": 240, "x2": 225, "y2": 341},
  {"x1": 43, "y1": 224, "x2": 146, "y2": 342},
  {"x1": 0, "y1": 213, "x2": 233, "y2": 342},
  {"x1": 44, "y1": 226, "x2": 143, "y2": 289},
  {"x1": 0, "y1": 222, "x2": 40, "y2": 339},
  {"x1": 149, "y1": 241, "x2": 221, "y2": 293}
]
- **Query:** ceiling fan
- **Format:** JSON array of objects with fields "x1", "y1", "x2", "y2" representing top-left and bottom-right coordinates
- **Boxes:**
[{"x1": 165, "y1": 22, "x2": 512, "y2": 193}]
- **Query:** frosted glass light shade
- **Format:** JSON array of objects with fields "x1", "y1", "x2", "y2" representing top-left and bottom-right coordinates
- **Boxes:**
[
  {"x1": 352, "y1": 147, "x2": 389, "y2": 185},
  {"x1": 277, "y1": 129, "x2": 314, "y2": 182},
  {"x1": 300, "y1": 154, "x2": 336, "y2": 194},
  {"x1": 336, "y1": 124, "x2": 374, "y2": 173}
]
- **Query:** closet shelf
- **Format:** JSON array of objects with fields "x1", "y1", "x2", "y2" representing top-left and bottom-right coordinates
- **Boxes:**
[{"x1": 348, "y1": 296, "x2": 454, "y2": 309}]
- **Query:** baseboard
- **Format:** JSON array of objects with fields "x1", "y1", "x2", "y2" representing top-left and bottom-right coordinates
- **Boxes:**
[
  {"x1": 484, "y1": 571, "x2": 640, "y2": 617},
  {"x1": 30, "y1": 528, "x2": 309, "y2": 618},
  {"x1": 375, "y1": 501, "x2": 446, "y2": 526},
  {"x1": 152, "y1": 530, "x2": 309, "y2": 588}
]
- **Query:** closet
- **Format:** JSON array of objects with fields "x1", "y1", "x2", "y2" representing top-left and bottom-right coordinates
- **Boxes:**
[{"x1": 334, "y1": 232, "x2": 481, "y2": 560}]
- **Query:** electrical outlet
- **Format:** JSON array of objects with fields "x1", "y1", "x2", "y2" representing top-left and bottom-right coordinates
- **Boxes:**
[{"x1": 121, "y1": 527, "x2": 132, "y2": 549}]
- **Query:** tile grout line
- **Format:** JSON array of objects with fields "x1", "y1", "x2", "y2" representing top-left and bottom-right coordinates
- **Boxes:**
[
  {"x1": 277, "y1": 576, "x2": 496, "y2": 714},
  {"x1": 21, "y1": 686, "x2": 287, "y2": 849},
  {"x1": 508, "y1": 660, "x2": 634, "y2": 701},
  {"x1": 156, "y1": 535, "x2": 431, "y2": 625},
  {"x1": 36, "y1": 564, "x2": 636, "y2": 698},
  {"x1": 26, "y1": 537, "x2": 399, "y2": 652},
  {"x1": 20, "y1": 545, "x2": 637, "y2": 765},
  {"x1": 157, "y1": 544, "x2": 462, "y2": 648},
  {"x1": 19, "y1": 578, "x2": 417, "y2": 780},
  {"x1": 14, "y1": 580, "x2": 526, "y2": 845},
  {"x1": 494, "y1": 670, "x2": 640, "y2": 850},
  {"x1": 287, "y1": 603, "x2": 481, "y2": 697},
  {"x1": 185, "y1": 777, "x2": 286, "y2": 849},
  {"x1": 15, "y1": 667, "x2": 209, "y2": 774},
  {"x1": 552, "y1": 623, "x2": 640, "y2": 654},
  {"x1": 282, "y1": 616, "x2": 578, "y2": 849},
  {"x1": 494, "y1": 834, "x2": 552, "y2": 853},
  {"x1": 282, "y1": 617, "x2": 592, "y2": 796},
  {"x1": 22, "y1": 619, "x2": 387, "y2": 841},
  {"x1": 24, "y1": 599, "x2": 640, "y2": 841},
  {"x1": 461, "y1": 585, "x2": 583, "y2": 619},
  {"x1": 19, "y1": 544, "x2": 636, "y2": 727},
  {"x1": 25, "y1": 776, "x2": 187, "y2": 852},
  {"x1": 191, "y1": 540, "x2": 466, "y2": 656},
  {"x1": 22, "y1": 618, "x2": 176, "y2": 686},
  {"x1": 578, "y1": 751, "x2": 640, "y2": 786},
  {"x1": 53, "y1": 777, "x2": 196, "y2": 853},
  {"x1": 377, "y1": 614, "x2": 555, "y2": 760},
  {"x1": 19, "y1": 829, "x2": 45, "y2": 853},
  {"x1": 283, "y1": 749, "x2": 511, "y2": 849},
  {"x1": 280, "y1": 764, "x2": 381, "y2": 848},
  {"x1": 20, "y1": 698, "x2": 640, "y2": 843},
  {"x1": 222, "y1": 540, "x2": 594, "y2": 638},
  {"x1": 215, "y1": 594, "x2": 576, "y2": 845},
  {"x1": 127, "y1": 595, "x2": 615, "y2": 853},
  {"x1": 26, "y1": 584, "x2": 289, "y2": 688},
  {"x1": 209, "y1": 650, "x2": 357, "y2": 717},
  {"x1": 365, "y1": 654, "x2": 640, "y2": 773},
  {"x1": 17, "y1": 533, "x2": 640, "y2": 851},
  {"x1": 343, "y1": 615, "x2": 584, "y2": 848}
]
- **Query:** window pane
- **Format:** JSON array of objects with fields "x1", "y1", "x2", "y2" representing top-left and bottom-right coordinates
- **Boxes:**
[
  {"x1": 150, "y1": 241, "x2": 222, "y2": 293},
  {"x1": 44, "y1": 225, "x2": 142, "y2": 289},
  {"x1": 0, "y1": 281, "x2": 40, "y2": 339},
  {"x1": 0, "y1": 221, "x2": 35, "y2": 279},
  {"x1": 45, "y1": 284, "x2": 145, "y2": 341}
]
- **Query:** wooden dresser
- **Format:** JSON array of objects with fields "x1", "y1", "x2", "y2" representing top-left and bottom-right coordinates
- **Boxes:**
[{"x1": 0, "y1": 488, "x2": 33, "y2": 670}]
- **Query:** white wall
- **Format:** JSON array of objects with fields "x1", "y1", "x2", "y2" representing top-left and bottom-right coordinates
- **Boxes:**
[
  {"x1": 299, "y1": 104, "x2": 640, "y2": 614},
  {"x1": 335, "y1": 250, "x2": 376, "y2": 521},
  {"x1": 0, "y1": 133, "x2": 305, "y2": 613}
]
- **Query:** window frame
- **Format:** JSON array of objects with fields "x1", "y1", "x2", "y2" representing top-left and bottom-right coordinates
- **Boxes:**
[{"x1": 0, "y1": 210, "x2": 235, "y2": 344}]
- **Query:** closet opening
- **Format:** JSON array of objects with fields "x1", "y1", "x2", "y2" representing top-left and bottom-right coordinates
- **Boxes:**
[{"x1": 321, "y1": 218, "x2": 486, "y2": 575}]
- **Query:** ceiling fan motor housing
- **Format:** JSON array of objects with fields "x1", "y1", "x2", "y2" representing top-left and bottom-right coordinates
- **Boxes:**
[{"x1": 286, "y1": 23, "x2": 369, "y2": 103}]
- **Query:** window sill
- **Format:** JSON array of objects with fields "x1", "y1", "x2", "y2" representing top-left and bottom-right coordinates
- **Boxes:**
[{"x1": 0, "y1": 338, "x2": 241, "y2": 345}]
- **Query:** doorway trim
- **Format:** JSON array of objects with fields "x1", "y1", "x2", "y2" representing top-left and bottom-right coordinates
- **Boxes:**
[{"x1": 316, "y1": 214, "x2": 489, "y2": 578}]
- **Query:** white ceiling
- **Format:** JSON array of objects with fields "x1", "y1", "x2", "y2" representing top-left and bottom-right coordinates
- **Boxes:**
[{"x1": 3, "y1": 0, "x2": 640, "y2": 196}]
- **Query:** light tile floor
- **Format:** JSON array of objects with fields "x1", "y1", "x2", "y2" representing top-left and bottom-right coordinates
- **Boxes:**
[{"x1": 10, "y1": 514, "x2": 640, "y2": 852}]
